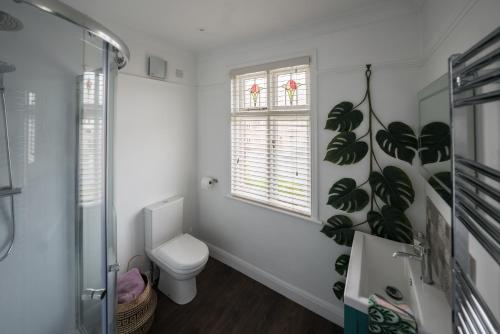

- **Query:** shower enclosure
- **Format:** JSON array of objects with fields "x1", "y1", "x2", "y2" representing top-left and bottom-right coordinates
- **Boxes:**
[{"x1": 0, "y1": 1, "x2": 129, "y2": 333}]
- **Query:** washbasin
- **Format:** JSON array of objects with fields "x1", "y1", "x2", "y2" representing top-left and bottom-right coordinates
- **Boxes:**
[{"x1": 344, "y1": 231, "x2": 451, "y2": 334}]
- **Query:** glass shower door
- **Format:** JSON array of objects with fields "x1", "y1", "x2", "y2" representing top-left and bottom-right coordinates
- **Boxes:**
[
  {"x1": 0, "y1": 1, "x2": 123, "y2": 333},
  {"x1": 77, "y1": 33, "x2": 115, "y2": 334}
]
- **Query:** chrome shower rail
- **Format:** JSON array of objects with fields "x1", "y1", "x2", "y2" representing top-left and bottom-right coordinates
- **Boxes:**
[
  {"x1": 13, "y1": 0, "x2": 130, "y2": 69},
  {"x1": 449, "y1": 26, "x2": 500, "y2": 334}
]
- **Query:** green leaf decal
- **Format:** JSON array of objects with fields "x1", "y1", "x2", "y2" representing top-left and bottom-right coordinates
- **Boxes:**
[
  {"x1": 428, "y1": 172, "x2": 452, "y2": 205},
  {"x1": 325, "y1": 101, "x2": 363, "y2": 132},
  {"x1": 325, "y1": 132, "x2": 368, "y2": 165},
  {"x1": 335, "y1": 254, "x2": 350, "y2": 276},
  {"x1": 419, "y1": 122, "x2": 451, "y2": 165},
  {"x1": 369, "y1": 166, "x2": 415, "y2": 211},
  {"x1": 376, "y1": 122, "x2": 418, "y2": 164},
  {"x1": 327, "y1": 178, "x2": 369, "y2": 213},
  {"x1": 333, "y1": 281, "x2": 346, "y2": 300},
  {"x1": 323, "y1": 66, "x2": 420, "y2": 301},
  {"x1": 321, "y1": 215, "x2": 355, "y2": 246},
  {"x1": 367, "y1": 206, "x2": 413, "y2": 243}
]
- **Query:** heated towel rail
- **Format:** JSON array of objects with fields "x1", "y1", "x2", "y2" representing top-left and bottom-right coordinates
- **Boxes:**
[{"x1": 449, "y1": 26, "x2": 500, "y2": 334}]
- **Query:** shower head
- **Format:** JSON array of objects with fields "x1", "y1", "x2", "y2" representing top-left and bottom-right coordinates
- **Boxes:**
[
  {"x1": 0, "y1": 11, "x2": 23, "y2": 31},
  {"x1": 0, "y1": 61, "x2": 16, "y2": 74}
]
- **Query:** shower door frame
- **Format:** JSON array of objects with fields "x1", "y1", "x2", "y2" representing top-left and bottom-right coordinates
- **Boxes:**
[
  {"x1": 104, "y1": 43, "x2": 119, "y2": 334},
  {"x1": 74, "y1": 42, "x2": 120, "y2": 334}
]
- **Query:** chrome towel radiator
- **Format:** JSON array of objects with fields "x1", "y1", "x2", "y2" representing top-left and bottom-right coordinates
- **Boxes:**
[{"x1": 449, "y1": 26, "x2": 500, "y2": 333}]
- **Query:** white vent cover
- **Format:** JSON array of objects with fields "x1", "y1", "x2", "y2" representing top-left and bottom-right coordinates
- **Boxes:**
[{"x1": 148, "y1": 55, "x2": 167, "y2": 79}]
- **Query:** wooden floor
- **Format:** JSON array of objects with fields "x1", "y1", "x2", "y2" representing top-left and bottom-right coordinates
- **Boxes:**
[{"x1": 150, "y1": 258, "x2": 342, "y2": 334}]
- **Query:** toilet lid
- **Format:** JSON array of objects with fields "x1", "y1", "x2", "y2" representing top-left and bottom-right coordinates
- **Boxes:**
[{"x1": 153, "y1": 234, "x2": 209, "y2": 271}]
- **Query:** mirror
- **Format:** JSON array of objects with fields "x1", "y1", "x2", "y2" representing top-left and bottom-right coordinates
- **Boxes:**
[{"x1": 418, "y1": 74, "x2": 451, "y2": 205}]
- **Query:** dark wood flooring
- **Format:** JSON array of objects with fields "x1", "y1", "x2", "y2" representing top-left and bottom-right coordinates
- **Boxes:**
[{"x1": 150, "y1": 258, "x2": 343, "y2": 334}]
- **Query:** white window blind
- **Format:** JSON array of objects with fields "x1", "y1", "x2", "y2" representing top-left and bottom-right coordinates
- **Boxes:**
[
  {"x1": 231, "y1": 59, "x2": 311, "y2": 216},
  {"x1": 78, "y1": 71, "x2": 104, "y2": 206}
]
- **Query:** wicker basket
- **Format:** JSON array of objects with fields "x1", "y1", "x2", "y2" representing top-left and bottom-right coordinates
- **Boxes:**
[{"x1": 117, "y1": 273, "x2": 157, "y2": 334}]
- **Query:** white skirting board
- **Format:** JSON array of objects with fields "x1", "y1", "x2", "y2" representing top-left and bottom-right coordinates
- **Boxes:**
[{"x1": 205, "y1": 242, "x2": 344, "y2": 327}]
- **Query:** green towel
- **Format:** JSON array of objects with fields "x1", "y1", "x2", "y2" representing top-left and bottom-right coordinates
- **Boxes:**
[{"x1": 368, "y1": 294, "x2": 418, "y2": 334}]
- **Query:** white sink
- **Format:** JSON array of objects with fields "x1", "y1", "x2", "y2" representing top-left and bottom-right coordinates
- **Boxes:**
[{"x1": 344, "y1": 231, "x2": 452, "y2": 334}]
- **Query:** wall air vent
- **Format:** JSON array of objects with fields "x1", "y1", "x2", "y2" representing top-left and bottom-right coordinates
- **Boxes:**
[{"x1": 148, "y1": 55, "x2": 167, "y2": 79}]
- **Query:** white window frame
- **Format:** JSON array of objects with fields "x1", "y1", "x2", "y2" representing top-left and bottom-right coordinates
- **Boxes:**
[{"x1": 227, "y1": 52, "x2": 319, "y2": 223}]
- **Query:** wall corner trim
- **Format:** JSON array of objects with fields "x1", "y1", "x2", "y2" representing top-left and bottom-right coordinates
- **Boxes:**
[{"x1": 205, "y1": 242, "x2": 345, "y2": 327}]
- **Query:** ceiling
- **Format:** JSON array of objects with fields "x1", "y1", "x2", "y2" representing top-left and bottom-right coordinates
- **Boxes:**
[{"x1": 61, "y1": 0, "x2": 420, "y2": 51}]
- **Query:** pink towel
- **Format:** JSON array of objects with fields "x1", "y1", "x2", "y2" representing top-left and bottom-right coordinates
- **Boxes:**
[{"x1": 117, "y1": 268, "x2": 146, "y2": 304}]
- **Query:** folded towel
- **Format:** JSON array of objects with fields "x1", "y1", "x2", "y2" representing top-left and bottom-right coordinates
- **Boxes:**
[
  {"x1": 368, "y1": 293, "x2": 418, "y2": 334},
  {"x1": 117, "y1": 268, "x2": 146, "y2": 304}
]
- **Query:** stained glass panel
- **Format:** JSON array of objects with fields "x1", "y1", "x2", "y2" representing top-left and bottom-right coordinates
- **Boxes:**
[
  {"x1": 272, "y1": 65, "x2": 309, "y2": 109},
  {"x1": 243, "y1": 76, "x2": 267, "y2": 109}
]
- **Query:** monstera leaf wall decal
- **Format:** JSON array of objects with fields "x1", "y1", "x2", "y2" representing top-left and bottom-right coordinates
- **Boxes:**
[
  {"x1": 325, "y1": 101, "x2": 364, "y2": 132},
  {"x1": 320, "y1": 215, "x2": 356, "y2": 246},
  {"x1": 321, "y1": 65, "x2": 417, "y2": 300},
  {"x1": 376, "y1": 122, "x2": 418, "y2": 163},
  {"x1": 419, "y1": 122, "x2": 451, "y2": 164},
  {"x1": 367, "y1": 207, "x2": 413, "y2": 243},
  {"x1": 332, "y1": 254, "x2": 350, "y2": 300},
  {"x1": 327, "y1": 178, "x2": 369, "y2": 212},
  {"x1": 369, "y1": 166, "x2": 415, "y2": 211},
  {"x1": 325, "y1": 132, "x2": 369, "y2": 165},
  {"x1": 335, "y1": 254, "x2": 350, "y2": 276}
]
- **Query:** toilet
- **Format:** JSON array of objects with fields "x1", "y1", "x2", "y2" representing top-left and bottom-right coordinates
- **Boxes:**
[{"x1": 144, "y1": 196, "x2": 209, "y2": 304}]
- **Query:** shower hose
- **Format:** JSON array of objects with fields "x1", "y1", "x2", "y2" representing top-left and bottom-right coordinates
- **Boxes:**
[{"x1": 0, "y1": 88, "x2": 16, "y2": 262}]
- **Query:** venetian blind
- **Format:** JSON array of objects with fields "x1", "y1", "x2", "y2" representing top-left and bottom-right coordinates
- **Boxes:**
[
  {"x1": 78, "y1": 71, "x2": 104, "y2": 205},
  {"x1": 230, "y1": 58, "x2": 311, "y2": 216}
]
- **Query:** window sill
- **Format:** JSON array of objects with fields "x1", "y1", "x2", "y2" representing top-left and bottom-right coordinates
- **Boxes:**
[{"x1": 225, "y1": 194, "x2": 321, "y2": 225}]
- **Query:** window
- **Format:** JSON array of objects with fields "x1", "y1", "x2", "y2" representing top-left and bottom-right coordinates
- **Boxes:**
[
  {"x1": 230, "y1": 57, "x2": 312, "y2": 216},
  {"x1": 26, "y1": 92, "x2": 36, "y2": 164},
  {"x1": 78, "y1": 71, "x2": 105, "y2": 206}
]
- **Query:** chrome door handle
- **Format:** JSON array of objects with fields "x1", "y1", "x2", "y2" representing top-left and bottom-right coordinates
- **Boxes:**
[
  {"x1": 81, "y1": 288, "x2": 107, "y2": 301},
  {"x1": 108, "y1": 263, "x2": 120, "y2": 272}
]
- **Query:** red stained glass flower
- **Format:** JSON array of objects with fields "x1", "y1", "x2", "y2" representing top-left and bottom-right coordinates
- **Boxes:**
[
  {"x1": 283, "y1": 79, "x2": 301, "y2": 105},
  {"x1": 249, "y1": 83, "x2": 261, "y2": 106}
]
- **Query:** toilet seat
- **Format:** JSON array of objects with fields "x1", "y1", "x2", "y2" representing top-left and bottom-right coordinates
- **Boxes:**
[{"x1": 151, "y1": 233, "x2": 209, "y2": 273}]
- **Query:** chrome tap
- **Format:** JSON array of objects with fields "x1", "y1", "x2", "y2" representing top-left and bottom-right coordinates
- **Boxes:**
[{"x1": 393, "y1": 233, "x2": 433, "y2": 285}]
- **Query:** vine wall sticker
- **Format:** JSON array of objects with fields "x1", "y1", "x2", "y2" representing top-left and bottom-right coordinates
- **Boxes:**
[
  {"x1": 321, "y1": 64, "x2": 418, "y2": 300},
  {"x1": 321, "y1": 65, "x2": 452, "y2": 300}
]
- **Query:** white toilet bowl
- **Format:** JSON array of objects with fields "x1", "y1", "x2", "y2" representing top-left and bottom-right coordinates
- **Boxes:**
[
  {"x1": 148, "y1": 233, "x2": 208, "y2": 304},
  {"x1": 144, "y1": 196, "x2": 209, "y2": 304}
]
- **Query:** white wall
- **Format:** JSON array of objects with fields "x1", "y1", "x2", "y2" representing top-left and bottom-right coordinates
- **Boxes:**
[
  {"x1": 113, "y1": 27, "x2": 198, "y2": 273},
  {"x1": 195, "y1": 5, "x2": 423, "y2": 325},
  {"x1": 109, "y1": 23, "x2": 197, "y2": 85},
  {"x1": 419, "y1": 0, "x2": 500, "y2": 87}
]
